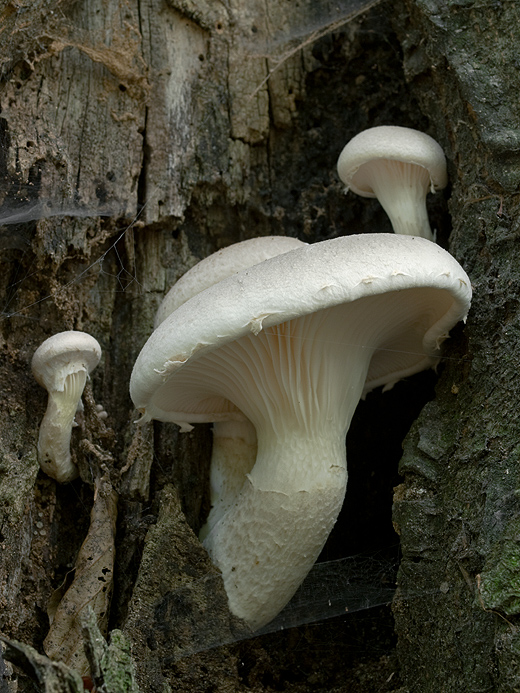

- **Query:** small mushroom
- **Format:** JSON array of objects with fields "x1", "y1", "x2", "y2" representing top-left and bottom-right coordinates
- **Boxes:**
[
  {"x1": 31, "y1": 331, "x2": 102, "y2": 483},
  {"x1": 337, "y1": 125, "x2": 448, "y2": 240},
  {"x1": 154, "y1": 236, "x2": 307, "y2": 539},
  {"x1": 130, "y1": 234, "x2": 471, "y2": 629}
]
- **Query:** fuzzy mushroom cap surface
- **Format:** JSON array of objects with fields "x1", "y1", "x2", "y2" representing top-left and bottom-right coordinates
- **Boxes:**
[
  {"x1": 32, "y1": 331, "x2": 102, "y2": 389},
  {"x1": 337, "y1": 125, "x2": 448, "y2": 197},
  {"x1": 131, "y1": 234, "x2": 470, "y2": 427}
]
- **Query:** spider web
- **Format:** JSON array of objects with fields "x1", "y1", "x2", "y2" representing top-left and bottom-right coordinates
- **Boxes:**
[
  {"x1": 0, "y1": 219, "x2": 144, "y2": 322},
  {"x1": 171, "y1": 548, "x2": 403, "y2": 659}
]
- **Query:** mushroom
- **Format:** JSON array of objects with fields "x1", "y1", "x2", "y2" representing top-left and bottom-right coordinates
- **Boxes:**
[
  {"x1": 31, "y1": 331, "x2": 102, "y2": 483},
  {"x1": 130, "y1": 234, "x2": 471, "y2": 629},
  {"x1": 337, "y1": 126, "x2": 448, "y2": 241},
  {"x1": 154, "y1": 236, "x2": 307, "y2": 539}
]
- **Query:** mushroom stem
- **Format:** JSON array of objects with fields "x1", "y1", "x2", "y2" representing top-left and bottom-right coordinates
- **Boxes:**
[
  {"x1": 197, "y1": 311, "x2": 376, "y2": 629},
  {"x1": 37, "y1": 370, "x2": 87, "y2": 483},
  {"x1": 203, "y1": 428, "x2": 348, "y2": 630},
  {"x1": 199, "y1": 419, "x2": 257, "y2": 541},
  {"x1": 357, "y1": 159, "x2": 434, "y2": 239}
]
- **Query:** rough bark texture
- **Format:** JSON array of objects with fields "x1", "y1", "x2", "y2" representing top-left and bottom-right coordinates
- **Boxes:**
[
  {"x1": 392, "y1": 1, "x2": 520, "y2": 691},
  {"x1": 0, "y1": 0, "x2": 517, "y2": 690}
]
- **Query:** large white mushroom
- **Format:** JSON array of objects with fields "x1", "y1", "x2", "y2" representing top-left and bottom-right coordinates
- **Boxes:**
[
  {"x1": 337, "y1": 126, "x2": 448, "y2": 241},
  {"x1": 31, "y1": 331, "x2": 102, "y2": 483},
  {"x1": 130, "y1": 234, "x2": 471, "y2": 629},
  {"x1": 154, "y1": 236, "x2": 307, "y2": 539}
]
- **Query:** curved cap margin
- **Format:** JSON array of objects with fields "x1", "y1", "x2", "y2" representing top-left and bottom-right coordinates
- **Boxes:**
[
  {"x1": 130, "y1": 234, "x2": 471, "y2": 421},
  {"x1": 31, "y1": 331, "x2": 102, "y2": 391},
  {"x1": 337, "y1": 126, "x2": 448, "y2": 197}
]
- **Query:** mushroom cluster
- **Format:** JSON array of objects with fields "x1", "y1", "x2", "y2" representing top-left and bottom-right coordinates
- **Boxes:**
[
  {"x1": 29, "y1": 126, "x2": 465, "y2": 633},
  {"x1": 130, "y1": 233, "x2": 471, "y2": 629}
]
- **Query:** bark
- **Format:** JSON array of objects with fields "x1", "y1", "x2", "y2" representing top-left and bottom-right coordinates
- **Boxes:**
[
  {"x1": 392, "y1": 1, "x2": 520, "y2": 691},
  {"x1": 0, "y1": 0, "x2": 517, "y2": 691}
]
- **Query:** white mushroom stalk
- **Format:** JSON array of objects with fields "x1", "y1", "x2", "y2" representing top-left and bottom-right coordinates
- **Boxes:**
[
  {"x1": 154, "y1": 236, "x2": 307, "y2": 540},
  {"x1": 31, "y1": 331, "x2": 102, "y2": 483},
  {"x1": 130, "y1": 234, "x2": 471, "y2": 630},
  {"x1": 337, "y1": 125, "x2": 448, "y2": 241},
  {"x1": 198, "y1": 417, "x2": 258, "y2": 541}
]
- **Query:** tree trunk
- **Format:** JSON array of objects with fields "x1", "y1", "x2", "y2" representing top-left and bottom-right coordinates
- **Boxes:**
[
  {"x1": 0, "y1": 0, "x2": 517, "y2": 691},
  {"x1": 392, "y1": 1, "x2": 520, "y2": 691}
]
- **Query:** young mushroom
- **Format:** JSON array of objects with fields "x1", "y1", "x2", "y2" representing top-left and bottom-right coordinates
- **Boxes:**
[
  {"x1": 31, "y1": 331, "x2": 102, "y2": 483},
  {"x1": 337, "y1": 125, "x2": 448, "y2": 241},
  {"x1": 154, "y1": 236, "x2": 307, "y2": 539},
  {"x1": 130, "y1": 234, "x2": 471, "y2": 630}
]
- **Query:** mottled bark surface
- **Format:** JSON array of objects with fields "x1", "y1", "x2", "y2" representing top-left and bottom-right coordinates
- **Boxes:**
[
  {"x1": 392, "y1": 2, "x2": 520, "y2": 691},
  {"x1": 0, "y1": 0, "x2": 516, "y2": 690}
]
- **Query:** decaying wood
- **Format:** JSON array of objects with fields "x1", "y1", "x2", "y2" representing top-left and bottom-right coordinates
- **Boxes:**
[
  {"x1": 0, "y1": 637, "x2": 84, "y2": 693},
  {"x1": 391, "y1": 2, "x2": 520, "y2": 691}
]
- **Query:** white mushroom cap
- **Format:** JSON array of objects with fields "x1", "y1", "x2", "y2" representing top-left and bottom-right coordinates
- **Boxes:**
[
  {"x1": 130, "y1": 234, "x2": 471, "y2": 629},
  {"x1": 337, "y1": 126, "x2": 448, "y2": 240},
  {"x1": 155, "y1": 236, "x2": 307, "y2": 328},
  {"x1": 133, "y1": 235, "x2": 469, "y2": 425},
  {"x1": 32, "y1": 331, "x2": 102, "y2": 392},
  {"x1": 152, "y1": 237, "x2": 309, "y2": 430},
  {"x1": 32, "y1": 331, "x2": 102, "y2": 483}
]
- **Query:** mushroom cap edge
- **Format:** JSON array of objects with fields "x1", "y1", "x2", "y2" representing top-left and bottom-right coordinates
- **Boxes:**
[
  {"x1": 130, "y1": 234, "x2": 471, "y2": 424},
  {"x1": 155, "y1": 235, "x2": 307, "y2": 328}
]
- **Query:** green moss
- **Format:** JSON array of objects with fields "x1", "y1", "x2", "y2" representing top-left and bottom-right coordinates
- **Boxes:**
[
  {"x1": 100, "y1": 630, "x2": 139, "y2": 693},
  {"x1": 479, "y1": 515, "x2": 520, "y2": 616}
]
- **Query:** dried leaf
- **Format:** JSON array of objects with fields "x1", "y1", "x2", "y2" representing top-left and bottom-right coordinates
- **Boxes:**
[
  {"x1": 44, "y1": 478, "x2": 118, "y2": 674},
  {"x1": 47, "y1": 569, "x2": 76, "y2": 626}
]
